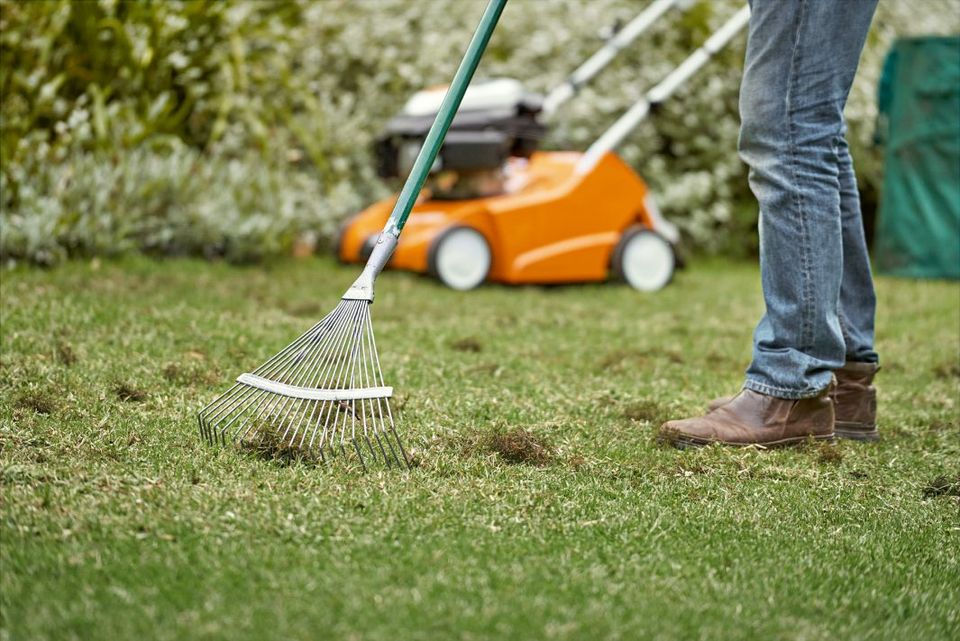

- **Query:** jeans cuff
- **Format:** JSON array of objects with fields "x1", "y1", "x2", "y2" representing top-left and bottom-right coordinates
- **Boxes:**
[{"x1": 743, "y1": 378, "x2": 828, "y2": 400}]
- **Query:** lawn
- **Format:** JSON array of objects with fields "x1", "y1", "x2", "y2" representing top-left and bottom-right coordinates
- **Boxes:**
[{"x1": 1, "y1": 256, "x2": 958, "y2": 641}]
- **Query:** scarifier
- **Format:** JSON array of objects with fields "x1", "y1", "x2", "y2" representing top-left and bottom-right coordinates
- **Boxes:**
[
  {"x1": 338, "y1": 3, "x2": 750, "y2": 292},
  {"x1": 197, "y1": 0, "x2": 509, "y2": 469}
]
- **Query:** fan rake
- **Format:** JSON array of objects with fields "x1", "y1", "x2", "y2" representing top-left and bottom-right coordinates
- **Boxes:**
[
  {"x1": 196, "y1": 0, "x2": 507, "y2": 469},
  {"x1": 198, "y1": 285, "x2": 407, "y2": 470}
]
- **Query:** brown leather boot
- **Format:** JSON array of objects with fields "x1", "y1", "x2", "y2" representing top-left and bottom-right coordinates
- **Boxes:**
[
  {"x1": 660, "y1": 385, "x2": 835, "y2": 447},
  {"x1": 832, "y1": 361, "x2": 880, "y2": 441},
  {"x1": 706, "y1": 362, "x2": 879, "y2": 440}
]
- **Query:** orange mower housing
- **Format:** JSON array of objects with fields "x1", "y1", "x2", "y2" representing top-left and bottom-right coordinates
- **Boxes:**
[{"x1": 336, "y1": 150, "x2": 674, "y2": 289}]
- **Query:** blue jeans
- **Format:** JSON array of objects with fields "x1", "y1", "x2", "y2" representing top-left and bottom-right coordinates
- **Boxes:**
[{"x1": 739, "y1": 0, "x2": 880, "y2": 399}]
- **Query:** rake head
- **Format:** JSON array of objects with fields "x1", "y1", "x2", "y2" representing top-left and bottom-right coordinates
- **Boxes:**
[{"x1": 198, "y1": 258, "x2": 409, "y2": 470}]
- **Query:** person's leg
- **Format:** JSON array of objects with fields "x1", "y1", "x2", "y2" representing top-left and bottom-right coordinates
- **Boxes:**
[
  {"x1": 740, "y1": 0, "x2": 879, "y2": 399},
  {"x1": 659, "y1": 0, "x2": 879, "y2": 447},
  {"x1": 832, "y1": 127, "x2": 882, "y2": 440},
  {"x1": 836, "y1": 127, "x2": 879, "y2": 365}
]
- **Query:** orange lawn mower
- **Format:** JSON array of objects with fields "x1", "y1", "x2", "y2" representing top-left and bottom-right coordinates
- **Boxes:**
[{"x1": 337, "y1": 2, "x2": 750, "y2": 292}]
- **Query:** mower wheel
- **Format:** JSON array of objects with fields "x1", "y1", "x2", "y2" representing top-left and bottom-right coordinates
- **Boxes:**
[
  {"x1": 428, "y1": 226, "x2": 491, "y2": 291},
  {"x1": 612, "y1": 227, "x2": 675, "y2": 292}
]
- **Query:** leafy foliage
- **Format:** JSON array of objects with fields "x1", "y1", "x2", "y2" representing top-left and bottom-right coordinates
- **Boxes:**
[{"x1": 1, "y1": 0, "x2": 958, "y2": 265}]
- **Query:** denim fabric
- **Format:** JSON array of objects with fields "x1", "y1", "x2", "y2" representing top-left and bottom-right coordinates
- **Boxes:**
[{"x1": 739, "y1": 0, "x2": 880, "y2": 399}]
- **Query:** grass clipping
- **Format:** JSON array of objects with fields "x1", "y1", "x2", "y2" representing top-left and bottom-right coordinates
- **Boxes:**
[{"x1": 484, "y1": 427, "x2": 553, "y2": 466}]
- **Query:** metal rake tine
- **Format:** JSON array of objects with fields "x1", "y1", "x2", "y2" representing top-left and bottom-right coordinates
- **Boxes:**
[
  {"x1": 280, "y1": 304, "x2": 358, "y2": 443},
  {"x1": 296, "y1": 399, "x2": 325, "y2": 450},
  {"x1": 306, "y1": 302, "x2": 367, "y2": 452},
  {"x1": 364, "y1": 307, "x2": 408, "y2": 468},
  {"x1": 198, "y1": 414, "x2": 210, "y2": 444},
  {"x1": 209, "y1": 305, "x2": 347, "y2": 434},
  {"x1": 287, "y1": 302, "x2": 364, "y2": 447},
  {"x1": 232, "y1": 303, "x2": 361, "y2": 445},
  {"x1": 220, "y1": 385, "x2": 278, "y2": 445},
  {"x1": 345, "y1": 308, "x2": 376, "y2": 466},
  {"x1": 283, "y1": 399, "x2": 319, "y2": 449},
  {"x1": 295, "y1": 303, "x2": 363, "y2": 451},
  {"x1": 359, "y1": 306, "x2": 397, "y2": 467},
  {"x1": 278, "y1": 300, "x2": 354, "y2": 387},
  {"x1": 351, "y1": 429, "x2": 368, "y2": 473},
  {"x1": 200, "y1": 319, "x2": 322, "y2": 437},
  {"x1": 373, "y1": 396, "x2": 399, "y2": 467},
  {"x1": 383, "y1": 398, "x2": 409, "y2": 469},
  {"x1": 207, "y1": 385, "x2": 271, "y2": 441},
  {"x1": 322, "y1": 303, "x2": 368, "y2": 439},
  {"x1": 201, "y1": 315, "x2": 330, "y2": 424},
  {"x1": 357, "y1": 306, "x2": 390, "y2": 466},
  {"x1": 337, "y1": 302, "x2": 370, "y2": 463},
  {"x1": 250, "y1": 309, "x2": 340, "y2": 376}
]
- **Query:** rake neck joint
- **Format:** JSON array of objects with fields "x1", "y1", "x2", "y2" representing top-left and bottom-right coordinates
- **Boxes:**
[{"x1": 342, "y1": 232, "x2": 398, "y2": 301}]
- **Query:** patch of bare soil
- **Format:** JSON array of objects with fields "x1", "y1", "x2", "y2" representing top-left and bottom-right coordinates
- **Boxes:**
[
  {"x1": 450, "y1": 337, "x2": 483, "y2": 353},
  {"x1": 14, "y1": 389, "x2": 59, "y2": 414},
  {"x1": 814, "y1": 440, "x2": 844, "y2": 465},
  {"x1": 599, "y1": 347, "x2": 684, "y2": 371},
  {"x1": 932, "y1": 360, "x2": 960, "y2": 379},
  {"x1": 114, "y1": 381, "x2": 148, "y2": 402},
  {"x1": 55, "y1": 337, "x2": 77, "y2": 366},
  {"x1": 923, "y1": 474, "x2": 960, "y2": 498}
]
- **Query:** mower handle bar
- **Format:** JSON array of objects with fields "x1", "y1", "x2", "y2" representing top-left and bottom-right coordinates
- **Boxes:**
[
  {"x1": 577, "y1": 5, "x2": 751, "y2": 175},
  {"x1": 542, "y1": 0, "x2": 685, "y2": 116}
]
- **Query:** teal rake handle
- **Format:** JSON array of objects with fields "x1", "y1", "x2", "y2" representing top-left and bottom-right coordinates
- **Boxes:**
[
  {"x1": 384, "y1": 0, "x2": 508, "y2": 237},
  {"x1": 344, "y1": 0, "x2": 508, "y2": 301}
]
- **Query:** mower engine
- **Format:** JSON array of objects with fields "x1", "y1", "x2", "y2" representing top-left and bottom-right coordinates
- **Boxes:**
[{"x1": 375, "y1": 78, "x2": 545, "y2": 199}]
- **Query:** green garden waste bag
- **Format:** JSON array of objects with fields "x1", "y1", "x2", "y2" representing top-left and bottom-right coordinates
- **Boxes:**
[{"x1": 874, "y1": 36, "x2": 960, "y2": 280}]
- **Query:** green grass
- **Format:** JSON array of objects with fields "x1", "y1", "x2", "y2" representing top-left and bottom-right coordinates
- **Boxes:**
[{"x1": 2, "y1": 256, "x2": 958, "y2": 641}]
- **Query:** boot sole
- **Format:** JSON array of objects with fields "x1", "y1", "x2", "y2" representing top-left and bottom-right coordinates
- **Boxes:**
[
  {"x1": 834, "y1": 422, "x2": 879, "y2": 442},
  {"x1": 662, "y1": 433, "x2": 835, "y2": 449}
]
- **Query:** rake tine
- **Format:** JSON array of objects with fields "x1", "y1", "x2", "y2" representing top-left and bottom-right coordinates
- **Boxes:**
[
  {"x1": 232, "y1": 303, "x2": 359, "y2": 445},
  {"x1": 359, "y1": 309, "x2": 396, "y2": 467},
  {"x1": 311, "y1": 304, "x2": 364, "y2": 453},
  {"x1": 201, "y1": 322, "x2": 316, "y2": 438},
  {"x1": 200, "y1": 315, "x2": 329, "y2": 423},
  {"x1": 351, "y1": 434, "x2": 368, "y2": 473},
  {"x1": 266, "y1": 305, "x2": 355, "y2": 442},
  {"x1": 295, "y1": 306, "x2": 362, "y2": 450},
  {"x1": 366, "y1": 310, "x2": 409, "y2": 468}
]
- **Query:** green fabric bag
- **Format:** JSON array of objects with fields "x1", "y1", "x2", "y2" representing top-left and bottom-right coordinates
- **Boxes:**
[{"x1": 874, "y1": 36, "x2": 960, "y2": 280}]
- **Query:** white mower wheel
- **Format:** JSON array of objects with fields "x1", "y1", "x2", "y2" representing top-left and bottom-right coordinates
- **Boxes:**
[
  {"x1": 614, "y1": 228, "x2": 675, "y2": 292},
  {"x1": 428, "y1": 226, "x2": 492, "y2": 291}
]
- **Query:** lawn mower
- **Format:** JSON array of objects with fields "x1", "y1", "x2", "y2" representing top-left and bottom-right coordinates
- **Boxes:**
[{"x1": 336, "y1": 2, "x2": 750, "y2": 292}]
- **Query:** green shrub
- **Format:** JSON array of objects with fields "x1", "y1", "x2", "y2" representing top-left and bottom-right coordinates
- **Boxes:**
[{"x1": 1, "y1": 0, "x2": 957, "y2": 265}]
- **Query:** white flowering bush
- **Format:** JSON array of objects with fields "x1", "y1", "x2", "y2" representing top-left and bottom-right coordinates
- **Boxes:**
[
  {"x1": 2, "y1": 143, "x2": 369, "y2": 265},
  {"x1": 2, "y1": 0, "x2": 957, "y2": 265}
]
